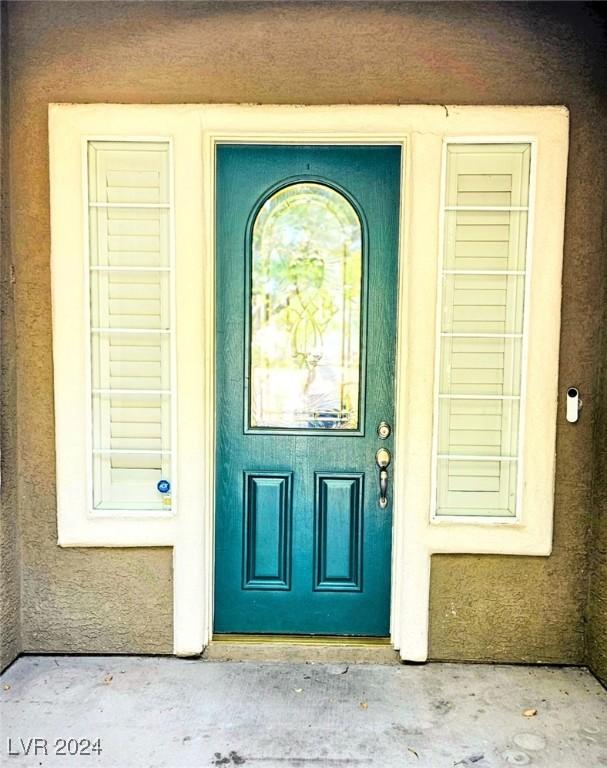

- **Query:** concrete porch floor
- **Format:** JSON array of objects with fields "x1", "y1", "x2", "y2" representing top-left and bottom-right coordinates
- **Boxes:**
[{"x1": 1, "y1": 656, "x2": 606, "y2": 768}]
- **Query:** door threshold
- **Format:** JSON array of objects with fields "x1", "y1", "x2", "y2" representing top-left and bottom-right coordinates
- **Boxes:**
[
  {"x1": 205, "y1": 635, "x2": 399, "y2": 664},
  {"x1": 212, "y1": 634, "x2": 390, "y2": 646}
]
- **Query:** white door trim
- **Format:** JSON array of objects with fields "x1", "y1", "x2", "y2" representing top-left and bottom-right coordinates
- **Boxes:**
[{"x1": 49, "y1": 105, "x2": 569, "y2": 661}]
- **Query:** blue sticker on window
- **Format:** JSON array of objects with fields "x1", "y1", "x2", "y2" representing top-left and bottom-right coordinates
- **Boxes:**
[{"x1": 157, "y1": 480, "x2": 171, "y2": 494}]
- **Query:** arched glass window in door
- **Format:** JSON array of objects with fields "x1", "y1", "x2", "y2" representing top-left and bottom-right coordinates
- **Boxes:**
[{"x1": 249, "y1": 182, "x2": 363, "y2": 431}]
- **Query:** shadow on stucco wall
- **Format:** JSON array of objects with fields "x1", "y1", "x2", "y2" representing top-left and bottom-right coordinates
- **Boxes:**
[
  {"x1": 0, "y1": 0, "x2": 22, "y2": 673},
  {"x1": 587, "y1": 153, "x2": 607, "y2": 686}
]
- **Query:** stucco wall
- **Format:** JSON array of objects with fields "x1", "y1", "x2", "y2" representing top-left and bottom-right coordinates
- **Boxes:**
[
  {"x1": 588, "y1": 267, "x2": 607, "y2": 685},
  {"x1": 1, "y1": 0, "x2": 21, "y2": 672},
  {"x1": 4, "y1": 0, "x2": 606, "y2": 659}
]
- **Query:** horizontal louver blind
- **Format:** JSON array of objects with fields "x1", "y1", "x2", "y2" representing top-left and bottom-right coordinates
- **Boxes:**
[
  {"x1": 88, "y1": 141, "x2": 174, "y2": 512},
  {"x1": 433, "y1": 143, "x2": 532, "y2": 518}
]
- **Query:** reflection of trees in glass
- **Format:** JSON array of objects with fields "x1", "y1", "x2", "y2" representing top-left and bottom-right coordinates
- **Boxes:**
[{"x1": 251, "y1": 183, "x2": 362, "y2": 429}]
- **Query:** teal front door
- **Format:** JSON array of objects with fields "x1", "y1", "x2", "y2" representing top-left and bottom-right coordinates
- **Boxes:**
[{"x1": 215, "y1": 145, "x2": 401, "y2": 636}]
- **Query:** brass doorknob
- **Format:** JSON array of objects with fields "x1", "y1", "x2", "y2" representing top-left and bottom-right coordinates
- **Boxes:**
[{"x1": 375, "y1": 448, "x2": 391, "y2": 509}]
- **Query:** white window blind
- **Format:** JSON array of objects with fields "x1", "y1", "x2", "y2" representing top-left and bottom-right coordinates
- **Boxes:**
[
  {"x1": 87, "y1": 141, "x2": 174, "y2": 513},
  {"x1": 433, "y1": 142, "x2": 532, "y2": 518}
]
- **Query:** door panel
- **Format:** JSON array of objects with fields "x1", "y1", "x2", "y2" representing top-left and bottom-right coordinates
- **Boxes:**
[
  {"x1": 243, "y1": 471, "x2": 292, "y2": 590},
  {"x1": 314, "y1": 472, "x2": 364, "y2": 591},
  {"x1": 215, "y1": 145, "x2": 400, "y2": 636}
]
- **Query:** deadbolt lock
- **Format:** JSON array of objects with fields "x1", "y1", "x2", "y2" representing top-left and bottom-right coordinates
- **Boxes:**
[{"x1": 377, "y1": 421, "x2": 391, "y2": 440}]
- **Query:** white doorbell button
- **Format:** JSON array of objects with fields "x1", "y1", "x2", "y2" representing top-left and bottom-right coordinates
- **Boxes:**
[{"x1": 566, "y1": 387, "x2": 582, "y2": 423}]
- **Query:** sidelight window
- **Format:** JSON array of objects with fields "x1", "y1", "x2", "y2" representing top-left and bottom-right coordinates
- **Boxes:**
[
  {"x1": 432, "y1": 142, "x2": 532, "y2": 519},
  {"x1": 87, "y1": 141, "x2": 175, "y2": 513}
]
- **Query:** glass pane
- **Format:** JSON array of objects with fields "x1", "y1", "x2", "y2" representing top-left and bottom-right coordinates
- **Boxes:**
[
  {"x1": 91, "y1": 332, "x2": 171, "y2": 391},
  {"x1": 445, "y1": 143, "x2": 531, "y2": 207},
  {"x1": 88, "y1": 141, "x2": 170, "y2": 205},
  {"x1": 250, "y1": 183, "x2": 362, "y2": 430},
  {"x1": 93, "y1": 451, "x2": 172, "y2": 512},
  {"x1": 441, "y1": 274, "x2": 525, "y2": 334},
  {"x1": 92, "y1": 393, "x2": 171, "y2": 512},
  {"x1": 90, "y1": 270, "x2": 170, "y2": 331},
  {"x1": 439, "y1": 337, "x2": 522, "y2": 397},
  {"x1": 89, "y1": 208, "x2": 170, "y2": 268},
  {"x1": 443, "y1": 211, "x2": 528, "y2": 271},
  {"x1": 438, "y1": 398, "x2": 520, "y2": 457},
  {"x1": 436, "y1": 457, "x2": 517, "y2": 517}
]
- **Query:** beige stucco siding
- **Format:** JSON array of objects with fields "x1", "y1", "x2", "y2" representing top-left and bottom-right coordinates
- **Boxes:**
[
  {"x1": 1, "y1": 1, "x2": 21, "y2": 672},
  {"x1": 3, "y1": 1, "x2": 606, "y2": 662},
  {"x1": 589, "y1": 445, "x2": 607, "y2": 684},
  {"x1": 588, "y1": 296, "x2": 607, "y2": 685}
]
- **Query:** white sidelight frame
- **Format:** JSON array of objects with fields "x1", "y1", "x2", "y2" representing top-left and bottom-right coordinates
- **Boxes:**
[{"x1": 49, "y1": 105, "x2": 569, "y2": 660}]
